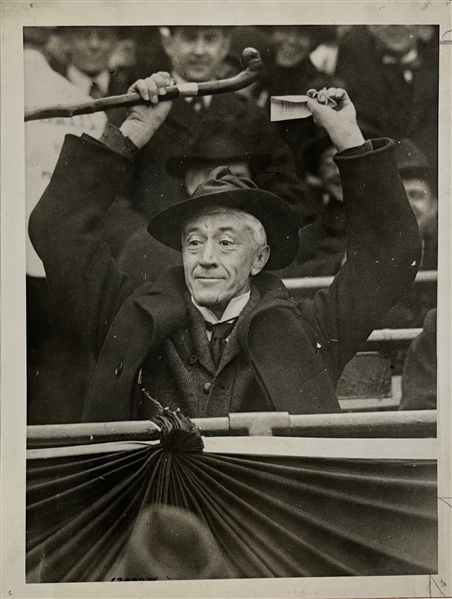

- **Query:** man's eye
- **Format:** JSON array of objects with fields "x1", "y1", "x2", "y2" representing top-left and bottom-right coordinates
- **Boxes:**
[
  {"x1": 219, "y1": 239, "x2": 234, "y2": 247},
  {"x1": 182, "y1": 32, "x2": 198, "y2": 43},
  {"x1": 187, "y1": 239, "x2": 202, "y2": 247}
]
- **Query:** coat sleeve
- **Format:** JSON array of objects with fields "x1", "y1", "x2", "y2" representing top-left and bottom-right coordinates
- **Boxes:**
[
  {"x1": 299, "y1": 138, "x2": 422, "y2": 380},
  {"x1": 28, "y1": 133, "x2": 135, "y2": 359}
]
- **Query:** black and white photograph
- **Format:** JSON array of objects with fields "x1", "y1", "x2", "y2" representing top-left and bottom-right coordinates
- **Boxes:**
[{"x1": 1, "y1": 1, "x2": 451, "y2": 597}]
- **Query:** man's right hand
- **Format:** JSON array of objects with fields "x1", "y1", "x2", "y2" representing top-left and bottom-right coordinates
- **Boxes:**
[
  {"x1": 307, "y1": 88, "x2": 365, "y2": 153},
  {"x1": 119, "y1": 72, "x2": 173, "y2": 149}
]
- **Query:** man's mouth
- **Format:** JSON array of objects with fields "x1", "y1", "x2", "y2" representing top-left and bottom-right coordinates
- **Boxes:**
[
  {"x1": 188, "y1": 60, "x2": 210, "y2": 68},
  {"x1": 195, "y1": 276, "x2": 225, "y2": 284}
]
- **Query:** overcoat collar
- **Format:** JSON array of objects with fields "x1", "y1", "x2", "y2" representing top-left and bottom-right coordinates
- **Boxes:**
[
  {"x1": 132, "y1": 266, "x2": 295, "y2": 373},
  {"x1": 132, "y1": 265, "x2": 294, "y2": 335}
]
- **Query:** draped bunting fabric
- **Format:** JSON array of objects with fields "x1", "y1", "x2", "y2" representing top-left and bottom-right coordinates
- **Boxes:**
[
  {"x1": 27, "y1": 441, "x2": 437, "y2": 582},
  {"x1": 27, "y1": 401, "x2": 437, "y2": 581}
]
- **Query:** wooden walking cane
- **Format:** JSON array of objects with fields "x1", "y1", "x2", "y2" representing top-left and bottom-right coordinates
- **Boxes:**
[{"x1": 24, "y1": 47, "x2": 263, "y2": 122}]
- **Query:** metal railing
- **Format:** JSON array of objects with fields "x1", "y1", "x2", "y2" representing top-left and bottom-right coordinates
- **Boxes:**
[
  {"x1": 27, "y1": 410, "x2": 437, "y2": 448},
  {"x1": 282, "y1": 270, "x2": 437, "y2": 292}
]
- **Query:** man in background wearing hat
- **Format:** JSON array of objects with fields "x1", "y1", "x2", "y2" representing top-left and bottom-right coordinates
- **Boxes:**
[
  {"x1": 129, "y1": 26, "x2": 316, "y2": 226},
  {"x1": 29, "y1": 73, "x2": 421, "y2": 423}
]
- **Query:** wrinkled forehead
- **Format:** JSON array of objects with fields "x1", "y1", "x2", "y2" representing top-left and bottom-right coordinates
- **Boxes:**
[
  {"x1": 65, "y1": 26, "x2": 118, "y2": 40},
  {"x1": 170, "y1": 26, "x2": 230, "y2": 42},
  {"x1": 182, "y1": 206, "x2": 259, "y2": 236}
]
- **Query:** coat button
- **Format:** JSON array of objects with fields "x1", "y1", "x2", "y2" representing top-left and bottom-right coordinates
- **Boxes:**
[
  {"x1": 203, "y1": 382, "x2": 212, "y2": 394},
  {"x1": 187, "y1": 355, "x2": 198, "y2": 365},
  {"x1": 115, "y1": 362, "x2": 124, "y2": 377}
]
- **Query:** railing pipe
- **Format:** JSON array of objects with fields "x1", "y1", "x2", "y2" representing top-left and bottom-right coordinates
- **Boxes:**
[
  {"x1": 27, "y1": 410, "x2": 436, "y2": 448},
  {"x1": 283, "y1": 270, "x2": 437, "y2": 291}
]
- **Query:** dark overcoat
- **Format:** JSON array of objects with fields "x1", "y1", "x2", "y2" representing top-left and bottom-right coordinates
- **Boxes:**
[{"x1": 29, "y1": 132, "x2": 421, "y2": 422}]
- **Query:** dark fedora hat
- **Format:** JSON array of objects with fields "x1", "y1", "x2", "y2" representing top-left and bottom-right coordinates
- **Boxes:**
[
  {"x1": 166, "y1": 122, "x2": 257, "y2": 179},
  {"x1": 147, "y1": 166, "x2": 299, "y2": 270}
]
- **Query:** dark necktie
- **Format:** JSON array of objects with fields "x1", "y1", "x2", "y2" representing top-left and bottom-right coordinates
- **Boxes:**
[{"x1": 205, "y1": 318, "x2": 238, "y2": 368}]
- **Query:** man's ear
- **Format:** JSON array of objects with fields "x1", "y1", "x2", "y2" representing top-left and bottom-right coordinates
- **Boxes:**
[
  {"x1": 251, "y1": 246, "x2": 271, "y2": 276},
  {"x1": 219, "y1": 35, "x2": 231, "y2": 62}
]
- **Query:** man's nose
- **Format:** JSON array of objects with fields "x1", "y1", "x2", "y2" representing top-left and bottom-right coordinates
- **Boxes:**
[
  {"x1": 87, "y1": 32, "x2": 102, "y2": 49},
  {"x1": 198, "y1": 240, "x2": 218, "y2": 266},
  {"x1": 193, "y1": 36, "x2": 208, "y2": 55}
]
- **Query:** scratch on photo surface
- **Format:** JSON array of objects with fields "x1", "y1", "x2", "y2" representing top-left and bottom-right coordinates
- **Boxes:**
[
  {"x1": 429, "y1": 574, "x2": 447, "y2": 597},
  {"x1": 438, "y1": 496, "x2": 452, "y2": 508},
  {"x1": 440, "y1": 29, "x2": 452, "y2": 44}
]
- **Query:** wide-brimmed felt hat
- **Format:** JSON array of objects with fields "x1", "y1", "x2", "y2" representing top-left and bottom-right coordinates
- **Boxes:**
[
  {"x1": 166, "y1": 122, "x2": 261, "y2": 179},
  {"x1": 147, "y1": 166, "x2": 299, "y2": 271}
]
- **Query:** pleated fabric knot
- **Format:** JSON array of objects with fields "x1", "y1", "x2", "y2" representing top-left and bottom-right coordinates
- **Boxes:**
[
  {"x1": 142, "y1": 389, "x2": 204, "y2": 453},
  {"x1": 205, "y1": 318, "x2": 238, "y2": 368}
]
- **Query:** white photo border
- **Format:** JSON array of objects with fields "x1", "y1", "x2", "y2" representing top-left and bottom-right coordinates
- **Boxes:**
[{"x1": 1, "y1": 2, "x2": 451, "y2": 597}]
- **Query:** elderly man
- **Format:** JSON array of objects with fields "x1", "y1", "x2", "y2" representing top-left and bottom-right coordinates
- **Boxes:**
[{"x1": 29, "y1": 72, "x2": 420, "y2": 423}]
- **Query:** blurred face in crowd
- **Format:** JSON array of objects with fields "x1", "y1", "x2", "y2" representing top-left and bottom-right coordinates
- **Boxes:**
[
  {"x1": 185, "y1": 161, "x2": 251, "y2": 196},
  {"x1": 367, "y1": 25, "x2": 417, "y2": 56},
  {"x1": 272, "y1": 26, "x2": 316, "y2": 68},
  {"x1": 66, "y1": 27, "x2": 118, "y2": 76},
  {"x1": 162, "y1": 27, "x2": 230, "y2": 82},
  {"x1": 318, "y1": 146, "x2": 343, "y2": 202},
  {"x1": 402, "y1": 177, "x2": 437, "y2": 235},
  {"x1": 182, "y1": 208, "x2": 269, "y2": 317}
]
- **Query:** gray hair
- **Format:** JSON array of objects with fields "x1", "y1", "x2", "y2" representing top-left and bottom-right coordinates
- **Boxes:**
[{"x1": 182, "y1": 206, "x2": 268, "y2": 251}]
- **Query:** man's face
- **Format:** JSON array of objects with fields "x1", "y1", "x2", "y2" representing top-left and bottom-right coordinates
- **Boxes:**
[
  {"x1": 182, "y1": 210, "x2": 269, "y2": 317},
  {"x1": 368, "y1": 25, "x2": 417, "y2": 56},
  {"x1": 162, "y1": 28, "x2": 230, "y2": 82},
  {"x1": 67, "y1": 27, "x2": 117, "y2": 76},
  {"x1": 402, "y1": 177, "x2": 437, "y2": 235},
  {"x1": 272, "y1": 27, "x2": 314, "y2": 68}
]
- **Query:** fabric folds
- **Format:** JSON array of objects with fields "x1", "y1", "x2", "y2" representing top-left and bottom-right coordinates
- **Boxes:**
[{"x1": 27, "y1": 442, "x2": 437, "y2": 582}]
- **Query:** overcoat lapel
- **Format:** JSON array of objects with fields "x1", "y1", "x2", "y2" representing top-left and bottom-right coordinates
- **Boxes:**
[
  {"x1": 217, "y1": 287, "x2": 261, "y2": 373},
  {"x1": 239, "y1": 302, "x2": 340, "y2": 414},
  {"x1": 82, "y1": 268, "x2": 189, "y2": 422},
  {"x1": 186, "y1": 303, "x2": 217, "y2": 375}
]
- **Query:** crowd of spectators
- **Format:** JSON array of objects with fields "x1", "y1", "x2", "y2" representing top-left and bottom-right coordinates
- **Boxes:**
[{"x1": 24, "y1": 25, "x2": 439, "y2": 422}]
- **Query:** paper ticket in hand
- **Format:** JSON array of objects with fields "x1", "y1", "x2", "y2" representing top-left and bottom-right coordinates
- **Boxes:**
[{"x1": 270, "y1": 89, "x2": 338, "y2": 122}]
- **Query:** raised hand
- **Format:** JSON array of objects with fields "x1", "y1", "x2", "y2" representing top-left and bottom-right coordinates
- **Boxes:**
[
  {"x1": 307, "y1": 88, "x2": 365, "y2": 152},
  {"x1": 119, "y1": 72, "x2": 174, "y2": 149}
]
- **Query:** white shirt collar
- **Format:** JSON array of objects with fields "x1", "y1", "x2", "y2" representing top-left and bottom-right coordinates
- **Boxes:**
[
  {"x1": 172, "y1": 71, "x2": 212, "y2": 108},
  {"x1": 382, "y1": 48, "x2": 418, "y2": 66},
  {"x1": 192, "y1": 290, "x2": 251, "y2": 325},
  {"x1": 67, "y1": 64, "x2": 110, "y2": 97}
]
